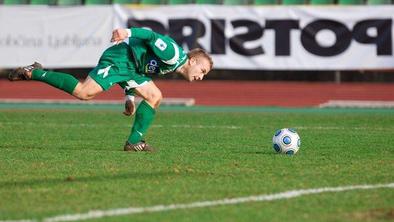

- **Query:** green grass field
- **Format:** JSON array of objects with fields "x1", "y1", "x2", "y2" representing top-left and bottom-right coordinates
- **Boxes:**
[{"x1": 0, "y1": 105, "x2": 393, "y2": 222}]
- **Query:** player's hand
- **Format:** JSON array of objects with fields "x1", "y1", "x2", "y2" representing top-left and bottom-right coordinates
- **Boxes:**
[
  {"x1": 123, "y1": 99, "x2": 136, "y2": 116},
  {"x1": 111, "y1": 28, "x2": 128, "y2": 45}
]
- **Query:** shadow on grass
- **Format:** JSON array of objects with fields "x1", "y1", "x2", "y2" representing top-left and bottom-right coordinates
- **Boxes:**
[{"x1": 0, "y1": 171, "x2": 178, "y2": 188}]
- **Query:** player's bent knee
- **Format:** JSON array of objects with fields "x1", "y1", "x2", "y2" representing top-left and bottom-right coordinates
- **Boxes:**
[
  {"x1": 79, "y1": 94, "x2": 94, "y2": 101},
  {"x1": 73, "y1": 89, "x2": 96, "y2": 101},
  {"x1": 152, "y1": 90, "x2": 162, "y2": 107},
  {"x1": 75, "y1": 93, "x2": 91, "y2": 101},
  {"x1": 72, "y1": 78, "x2": 102, "y2": 101},
  {"x1": 154, "y1": 90, "x2": 163, "y2": 102},
  {"x1": 145, "y1": 90, "x2": 162, "y2": 108}
]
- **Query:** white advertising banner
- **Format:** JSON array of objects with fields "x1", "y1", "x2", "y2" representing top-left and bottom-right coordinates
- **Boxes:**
[
  {"x1": 0, "y1": 6, "x2": 114, "y2": 68},
  {"x1": 118, "y1": 5, "x2": 394, "y2": 70},
  {"x1": 0, "y1": 5, "x2": 393, "y2": 70}
]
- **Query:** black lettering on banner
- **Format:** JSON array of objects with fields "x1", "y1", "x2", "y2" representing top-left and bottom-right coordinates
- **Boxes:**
[
  {"x1": 353, "y1": 19, "x2": 392, "y2": 55},
  {"x1": 127, "y1": 17, "x2": 393, "y2": 58},
  {"x1": 127, "y1": 19, "x2": 167, "y2": 35},
  {"x1": 169, "y1": 19, "x2": 205, "y2": 50},
  {"x1": 229, "y1": 20, "x2": 264, "y2": 56},
  {"x1": 210, "y1": 19, "x2": 226, "y2": 54},
  {"x1": 265, "y1": 20, "x2": 299, "y2": 56},
  {"x1": 301, "y1": 19, "x2": 352, "y2": 57}
]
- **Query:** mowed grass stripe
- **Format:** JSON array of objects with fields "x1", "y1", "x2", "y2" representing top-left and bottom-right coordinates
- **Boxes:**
[
  {"x1": 0, "y1": 110, "x2": 393, "y2": 221},
  {"x1": 2, "y1": 121, "x2": 394, "y2": 132}
]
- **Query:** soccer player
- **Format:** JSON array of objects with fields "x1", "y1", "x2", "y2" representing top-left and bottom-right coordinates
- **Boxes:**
[{"x1": 8, "y1": 27, "x2": 213, "y2": 152}]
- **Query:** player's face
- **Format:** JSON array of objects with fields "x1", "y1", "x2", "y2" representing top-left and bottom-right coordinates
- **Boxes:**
[{"x1": 184, "y1": 57, "x2": 211, "y2": 82}]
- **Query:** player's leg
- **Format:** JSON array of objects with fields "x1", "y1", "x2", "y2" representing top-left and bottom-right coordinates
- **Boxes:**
[
  {"x1": 8, "y1": 43, "x2": 134, "y2": 101},
  {"x1": 8, "y1": 62, "x2": 103, "y2": 100},
  {"x1": 124, "y1": 81, "x2": 162, "y2": 152},
  {"x1": 72, "y1": 76, "x2": 103, "y2": 100},
  {"x1": 32, "y1": 70, "x2": 103, "y2": 100},
  {"x1": 134, "y1": 81, "x2": 162, "y2": 108}
]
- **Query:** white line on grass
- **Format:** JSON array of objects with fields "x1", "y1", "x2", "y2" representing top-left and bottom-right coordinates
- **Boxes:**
[{"x1": 2, "y1": 182, "x2": 393, "y2": 222}]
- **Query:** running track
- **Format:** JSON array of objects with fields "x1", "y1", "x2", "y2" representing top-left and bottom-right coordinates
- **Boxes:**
[{"x1": 0, "y1": 80, "x2": 393, "y2": 107}]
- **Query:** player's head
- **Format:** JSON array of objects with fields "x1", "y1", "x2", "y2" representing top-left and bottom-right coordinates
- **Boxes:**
[{"x1": 181, "y1": 48, "x2": 213, "y2": 82}]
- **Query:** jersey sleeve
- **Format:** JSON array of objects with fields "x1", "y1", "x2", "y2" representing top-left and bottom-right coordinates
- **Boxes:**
[{"x1": 129, "y1": 28, "x2": 181, "y2": 65}]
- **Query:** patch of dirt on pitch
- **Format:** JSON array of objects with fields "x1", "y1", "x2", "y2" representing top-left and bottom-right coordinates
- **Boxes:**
[{"x1": 347, "y1": 208, "x2": 394, "y2": 221}]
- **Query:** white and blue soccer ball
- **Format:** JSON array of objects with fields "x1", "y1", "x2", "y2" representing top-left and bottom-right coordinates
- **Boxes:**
[{"x1": 272, "y1": 128, "x2": 301, "y2": 155}]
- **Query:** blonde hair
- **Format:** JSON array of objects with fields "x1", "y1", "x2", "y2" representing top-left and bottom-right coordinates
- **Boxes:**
[{"x1": 187, "y1": 48, "x2": 213, "y2": 70}]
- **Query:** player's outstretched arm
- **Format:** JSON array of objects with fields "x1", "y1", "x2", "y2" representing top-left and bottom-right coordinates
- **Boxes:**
[{"x1": 110, "y1": 28, "x2": 156, "y2": 44}]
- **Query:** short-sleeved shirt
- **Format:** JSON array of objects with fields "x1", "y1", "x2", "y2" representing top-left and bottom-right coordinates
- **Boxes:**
[{"x1": 89, "y1": 28, "x2": 188, "y2": 92}]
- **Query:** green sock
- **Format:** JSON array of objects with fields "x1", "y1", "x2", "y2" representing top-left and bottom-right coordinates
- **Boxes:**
[
  {"x1": 32, "y1": 69, "x2": 79, "y2": 95},
  {"x1": 128, "y1": 100, "x2": 156, "y2": 144}
]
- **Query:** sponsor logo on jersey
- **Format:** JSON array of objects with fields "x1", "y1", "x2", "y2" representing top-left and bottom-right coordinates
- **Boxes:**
[{"x1": 145, "y1": 59, "x2": 159, "y2": 74}]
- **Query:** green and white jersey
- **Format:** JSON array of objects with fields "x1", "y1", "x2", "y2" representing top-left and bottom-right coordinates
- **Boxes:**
[{"x1": 127, "y1": 28, "x2": 188, "y2": 75}]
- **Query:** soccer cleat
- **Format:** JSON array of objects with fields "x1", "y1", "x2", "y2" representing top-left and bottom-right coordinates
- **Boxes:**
[
  {"x1": 8, "y1": 62, "x2": 43, "y2": 81},
  {"x1": 124, "y1": 140, "x2": 155, "y2": 152}
]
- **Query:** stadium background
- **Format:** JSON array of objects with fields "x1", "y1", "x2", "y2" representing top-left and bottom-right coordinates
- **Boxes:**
[
  {"x1": 0, "y1": 1, "x2": 393, "y2": 108},
  {"x1": 0, "y1": 2, "x2": 393, "y2": 222}
]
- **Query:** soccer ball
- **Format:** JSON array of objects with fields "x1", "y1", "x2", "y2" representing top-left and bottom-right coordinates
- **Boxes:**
[{"x1": 272, "y1": 128, "x2": 301, "y2": 155}]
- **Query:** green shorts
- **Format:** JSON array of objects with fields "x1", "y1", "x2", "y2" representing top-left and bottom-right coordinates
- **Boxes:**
[{"x1": 89, "y1": 42, "x2": 151, "y2": 91}]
